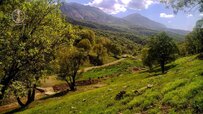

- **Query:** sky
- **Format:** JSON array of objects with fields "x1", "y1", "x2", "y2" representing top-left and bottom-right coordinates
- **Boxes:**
[{"x1": 64, "y1": 0, "x2": 203, "y2": 31}]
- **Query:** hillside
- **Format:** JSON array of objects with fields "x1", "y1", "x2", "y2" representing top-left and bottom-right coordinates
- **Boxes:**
[
  {"x1": 60, "y1": 2, "x2": 188, "y2": 42},
  {"x1": 15, "y1": 55, "x2": 203, "y2": 114},
  {"x1": 123, "y1": 13, "x2": 166, "y2": 30},
  {"x1": 60, "y1": 2, "x2": 130, "y2": 28}
]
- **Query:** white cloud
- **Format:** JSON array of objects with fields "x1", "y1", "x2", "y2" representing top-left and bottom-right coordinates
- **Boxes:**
[
  {"x1": 187, "y1": 14, "x2": 193, "y2": 17},
  {"x1": 200, "y1": 13, "x2": 203, "y2": 17},
  {"x1": 160, "y1": 13, "x2": 175, "y2": 18},
  {"x1": 87, "y1": 0, "x2": 159, "y2": 14}
]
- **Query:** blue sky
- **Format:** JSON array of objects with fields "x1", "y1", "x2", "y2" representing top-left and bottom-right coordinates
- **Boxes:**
[{"x1": 65, "y1": 0, "x2": 203, "y2": 31}]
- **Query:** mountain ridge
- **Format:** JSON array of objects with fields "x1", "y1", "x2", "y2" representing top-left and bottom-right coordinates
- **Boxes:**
[
  {"x1": 123, "y1": 13, "x2": 167, "y2": 30},
  {"x1": 60, "y1": 2, "x2": 189, "y2": 39}
]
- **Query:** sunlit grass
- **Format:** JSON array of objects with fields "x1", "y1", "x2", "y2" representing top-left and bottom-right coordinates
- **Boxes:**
[{"x1": 17, "y1": 55, "x2": 203, "y2": 114}]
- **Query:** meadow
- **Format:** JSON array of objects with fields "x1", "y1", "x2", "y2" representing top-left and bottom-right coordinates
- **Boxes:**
[{"x1": 14, "y1": 55, "x2": 203, "y2": 114}]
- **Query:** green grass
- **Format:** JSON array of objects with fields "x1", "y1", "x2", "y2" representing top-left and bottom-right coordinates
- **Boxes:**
[
  {"x1": 15, "y1": 55, "x2": 203, "y2": 114},
  {"x1": 79, "y1": 58, "x2": 142, "y2": 80}
]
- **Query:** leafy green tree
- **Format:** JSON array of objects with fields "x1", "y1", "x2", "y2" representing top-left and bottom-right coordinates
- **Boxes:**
[
  {"x1": 77, "y1": 29, "x2": 95, "y2": 45},
  {"x1": 161, "y1": 0, "x2": 203, "y2": 13},
  {"x1": 185, "y1": 28, "x2": 203, "y2": 54},
  {"x1": 58, "y1": 47, "x2": 85, "y2": 91},
  {"x1": 92, "y1": 44, "x2": 107, "y2": 65},
  {"x1": 141, "y1": 48, "x2": 153, "y2": 70},
  {"x1": 147, "y1": 32, "x2": 178, "y2": 73},
  {"x1": 109, "y1": 44, "x2": 122, "y2": 57},
  {"x1": 77, "y1": 39, "x2": 92, "y2": 52},
  {"x1": 0, "y1": 0, "x2": 68, "y2": 106},
  {"x1": 177, "y1": 42, "x2": 187, "y2": 56}
]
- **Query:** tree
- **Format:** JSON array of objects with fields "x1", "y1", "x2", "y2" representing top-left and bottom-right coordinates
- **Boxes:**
[
  {"x1": 161, "y1": 0, "x2": 203, "y2": 13},
  {"x1": 76, "y1": 29, "x2": 95, "y2": 46},
  {"x1": 177, "y1": 42, "x2": 187, "y2": 56},
  {"x1": 77, "y1": 39, "x2": 92, "y2": 52},
  {"x1": 0, "y1": 0, "x2": 68, "y2": 107},
  {"x1": 141, "y1": 48, "x2": 153, "y2": 70},
  {"x1": 92, "y1": 44, "x2": 107, "y2": 65},
  {"x1": 109, "y1": 44, "x2": 122, "y2": 57},
  {"x1": 58, "y1": 47, "x2": 85, "y2": 91},
  {"x1": 185, "y1": 28, "x2": 203, "y2": 54},
  {"x1": 147, "y1": 32, "x2": 178, "y2": 74}
]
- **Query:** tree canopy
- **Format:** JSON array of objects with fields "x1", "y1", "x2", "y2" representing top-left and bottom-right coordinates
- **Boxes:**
[
  {"x1": 0, "y1": 0, "x2": 68, "y2": 106},
  {"x1": 142, "y1": 32, "x2": 178, "y2": 73}
]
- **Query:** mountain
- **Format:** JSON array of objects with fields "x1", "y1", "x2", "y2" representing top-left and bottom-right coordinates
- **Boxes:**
[
  {"x1": 60, "y1": 2, "x2": 189, "y2": 41},
  {"x1": 123, "y1": 13, "x2": 166, "y2": 30},
  {"x1": 60, "y1": 2, "x2": 129, "y2": 28}
]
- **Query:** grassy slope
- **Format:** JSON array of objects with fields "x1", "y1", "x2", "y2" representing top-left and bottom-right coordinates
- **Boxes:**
[{"x1": 17, "y1": 55, "x2": 203, "y2": 114}]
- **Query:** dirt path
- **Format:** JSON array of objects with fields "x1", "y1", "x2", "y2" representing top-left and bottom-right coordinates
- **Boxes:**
[
  {"x1": 79, "y1": 58, "x2": 125, "y2": 73},
  {"x1": 0, "y1": 58, "x2": 126, "y2": 113},
  {"x1": 0, "y1": 82, "x2": 107, "y2": 113}
]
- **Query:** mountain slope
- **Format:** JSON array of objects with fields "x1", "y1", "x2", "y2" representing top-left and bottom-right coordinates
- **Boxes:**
[
  {"x1": 60, "y1": 2, "x2": 129, "y2": 27},
  {"x1": 60, "y1": 2, "x2": 189, "y2": 41},
  {"x1": 18, "y1": 55, "x2": 203, "y2": 114},
  {"x1": 123, "y1": 13, "x2": 166, "y2": 30}
]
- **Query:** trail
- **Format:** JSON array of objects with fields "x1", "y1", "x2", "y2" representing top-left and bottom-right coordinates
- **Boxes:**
[{"x1": 78, "y1": 58, "x2": 125, "y2": 73}]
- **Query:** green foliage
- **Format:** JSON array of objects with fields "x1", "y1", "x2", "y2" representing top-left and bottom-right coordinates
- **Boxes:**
[
  {"x1": 58, "y1": 47, "x2": 85, "y2": 90},
  {"x1": 10, "y1": 81, "x2": 28, "y2": 98},
  {"x1": 94, "y1": 29, "x2": 143, "y2": 55},
  {"x1": 108, "y1": 44, "x2": 122, "y2": 57},
  {"x1": 192, "y1": 91, "x2": 203, "y2": 113},
  {"x1": 143, "y1": 32, "x2": 178, "y2": 73},
  {"x1": 185, "y1": 28, "x2": 203, "y2": 54},
  {"x1": 0, "y1": 0, "x2": 68, "y2": 106},
  {"x1": 162, "y1": 77, "x2": 203, "y2": 109},
  {"x1": 141, "y1": 48, "x2": 153, "y2": 70},
  {"x1": 80, "y1": 59, "x2": 142, "y2": 80},
  {"x1": 91, "y1": 43, "x2": 107, "y2": 65},
  {"x1": 177, "y1": 42, "x2": 187, "y2": 56},
  {"x1": 161, "y1": 79, "x2": 187, "y2": 94},
  {"x1": 161, "y1": 0, "x2": 203, "y2": 13},
  {"x1": 79, "y1": 29, "x2": 95, "y2": 45},
  {"x1": 77, "y1": 39, "x2": 92, "y2": 51}
]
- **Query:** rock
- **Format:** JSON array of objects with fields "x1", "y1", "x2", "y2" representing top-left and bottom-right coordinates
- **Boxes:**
[
  {"x1": 71, "y1": 106, "x2": 76, "y2": 109},
  {"x1": 83, "y1": 99, "x2": 86, "y2": 102},
  {"x1": 147, "y1": 84, "x2": 153, "y2": 88},
  {"x1": 115, "y1": 90, "x2": 126, "y2": 100},
  {"x1": 108, "y1": 89, "x2": 112, "y2": 91},
  {"x1": 134, "y1": 84, "x2": 153, "y2": 95},
  {"x1": 123, "y1": 85, "x2": 128, "y2": 89}
]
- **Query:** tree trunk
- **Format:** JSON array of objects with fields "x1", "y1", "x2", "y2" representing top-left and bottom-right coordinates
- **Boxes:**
[
  {"x1": 69, "y1": 83, "x2": 75, "y2": 91},
  {"x1": 15, "y1": 85, "x2": 36, "y2": 108},
  {"x1": 69, "y1": 77, "x2": 76, "y2": 91},
  {"x1": 65, "y1": 80, "x2": 75, "y2": 91},
  {"x1": 160, "y1": 60, "x2": 165, "y2": 74}
]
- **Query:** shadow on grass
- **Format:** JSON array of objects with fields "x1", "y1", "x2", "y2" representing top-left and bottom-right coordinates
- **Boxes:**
[
  {"x1": 5, "y1": 91, "x2": 69, "y2": 114},
  {"x1": 5, "y1": 107, "x2": 28, "y2": 114},
  {"x1": 140, "y1": 64, "x2": 177, "y2": 77},
  {"x1": 197, "y1": 53, "x2": 203, "y2": 60},
  {"x1": 40, "y1": 90, "x2": 69, "y2": 101}
]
